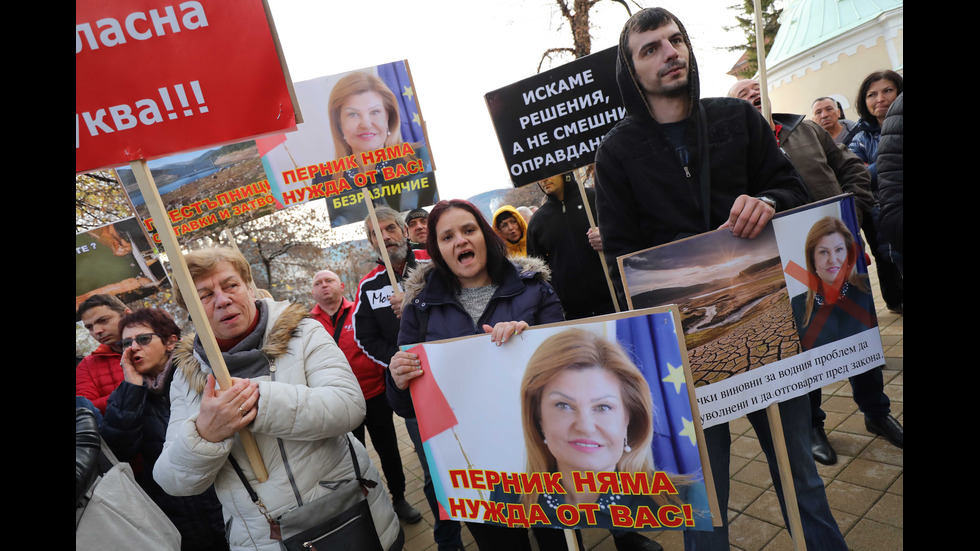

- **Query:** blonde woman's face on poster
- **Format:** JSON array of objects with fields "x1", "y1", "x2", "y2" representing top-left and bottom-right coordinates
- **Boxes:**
[
  {"x1": 340, "y1": 90, "x2": 388, "y2": 155},
  {"x1": 813, "y1": 232, "x2": 848, "y2": 286},
  {"x1": 539, "y1": 366, "x2": 629, "y2": 475}
]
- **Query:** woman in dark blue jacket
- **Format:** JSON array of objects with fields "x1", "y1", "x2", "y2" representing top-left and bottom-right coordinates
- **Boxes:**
[
  {"x1": 101, "y1": 308, "x2": 228, "y2": 551},
  {"x1": 390, "y1": 198, "x2": 565, "y2": 551},
  {"x1": 848, "y1": 70, "x2": 904, "y2": 311}
]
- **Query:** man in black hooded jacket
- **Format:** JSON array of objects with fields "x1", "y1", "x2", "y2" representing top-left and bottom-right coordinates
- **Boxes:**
[
  {"x1": 595, "y1": 8, "x2": 846, "y2": 551},
  {"x1": 526, "y1": 170, "x2": 617, "y2": 319}
]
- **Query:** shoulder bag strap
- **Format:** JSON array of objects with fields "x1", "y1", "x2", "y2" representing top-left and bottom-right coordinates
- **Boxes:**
[
  {"x1": 332, "y1": 308, "x2": 349, "y2": 343},
  {"x1": 229, "y1": 434, "x2": 372, "y2": 511}
]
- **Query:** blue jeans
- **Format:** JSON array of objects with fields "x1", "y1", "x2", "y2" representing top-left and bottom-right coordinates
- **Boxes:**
[
  {"x1": 683, "y1": 395, "x2": 846, "y2": 551},
  {"x1": 405, "y1": 417, "x2": 464, "y2": 551}
]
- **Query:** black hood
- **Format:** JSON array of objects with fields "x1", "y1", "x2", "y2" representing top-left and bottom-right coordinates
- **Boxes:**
[{"x1": 615, "y1": 7, "x2": 701, "y2": 121}]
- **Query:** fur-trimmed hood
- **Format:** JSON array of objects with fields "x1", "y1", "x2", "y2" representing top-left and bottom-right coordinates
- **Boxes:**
[
  {"x1": 172, "y1": 299, "x2": 309, "y2": 395},
  {"x1": 402, "y1": 255, "x2": 551, "y2": 305}
]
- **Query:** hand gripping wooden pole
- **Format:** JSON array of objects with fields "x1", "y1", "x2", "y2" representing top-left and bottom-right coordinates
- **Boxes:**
[
  {"x1": 130, "y1": 160, "x2": 269, "y2": 482},
  {"x1": 575, "y1": 177, "x2": 620, "y2": 313}
]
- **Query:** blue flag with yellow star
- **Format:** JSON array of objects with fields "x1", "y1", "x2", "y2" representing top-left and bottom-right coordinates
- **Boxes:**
[
  {"x1": 616, "y1": 312, "x2": 702, "y2": 477},
  {"x1": 378, "y1": 61, "x2": 424, "y2": 143}
]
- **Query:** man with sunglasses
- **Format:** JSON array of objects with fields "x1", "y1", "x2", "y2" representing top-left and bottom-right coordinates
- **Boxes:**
[{"x1": 76, "y1": 294, "x2": 131, "y2": 414}]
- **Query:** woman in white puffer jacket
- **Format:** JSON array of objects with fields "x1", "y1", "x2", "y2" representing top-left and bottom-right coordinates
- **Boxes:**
[{"x1": 153, "y1": 249, "x2": 401, "y2": 551}]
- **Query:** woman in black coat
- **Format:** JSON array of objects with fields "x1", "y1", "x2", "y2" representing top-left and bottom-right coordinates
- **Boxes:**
[{"x1": 101, "y1": 308, "x2": 228, "y2": 551}]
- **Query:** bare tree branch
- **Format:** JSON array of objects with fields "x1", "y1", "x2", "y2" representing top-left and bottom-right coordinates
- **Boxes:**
[
  {"x1": 538, "y1": 47, "x2": 576, "y2": 72},
  {"x1": 538, "y1": 0, "x2": 641, "y2": 72}
]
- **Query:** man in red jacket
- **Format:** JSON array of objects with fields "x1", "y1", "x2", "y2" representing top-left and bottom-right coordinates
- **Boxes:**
[
  {"x1": 310, "y1": 269, "x2": 421, "y2": 525},
  {"x1": 76, "y1": 294, "x2": 131, "y2": 414}
]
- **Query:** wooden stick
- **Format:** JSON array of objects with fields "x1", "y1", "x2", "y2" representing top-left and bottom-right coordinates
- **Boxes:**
[
  {"x1": 130, "y1": 160, "x2": 269, "y2": 482},
  {"x1": 765, "y1": 403, "x2": 807, "y2": 551},
  {"x1": 575, "y1": 176, "x2": 620, "y2": 312},
  {"x1": 754, "y1": 0, "x2": 771, "y2": 123},
  {"x1": 750, "y1": 2, "x2": 804, "y2": 544},
  {"x1": 564, "y1": 529, "x2": 580, "y2": 551}
]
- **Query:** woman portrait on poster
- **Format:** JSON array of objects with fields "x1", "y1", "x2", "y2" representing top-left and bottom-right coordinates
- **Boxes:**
[
  {"x1": 490, "y1": 328, "x2": 706, "y2": 531},
  {"x1": 792, "y1": 217, "x2": 897, "y2": 467},
  {"x1": 790, "y1": 216, "x2": 876, "y2": 350},
  {"x1": 326, "y1": 71, "x2": 430, "y2": 185}
]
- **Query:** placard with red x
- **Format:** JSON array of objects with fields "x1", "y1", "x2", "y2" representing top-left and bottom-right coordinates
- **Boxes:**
[{"x1": 783, "y1": 241, "x2": 875, "y2": 350}]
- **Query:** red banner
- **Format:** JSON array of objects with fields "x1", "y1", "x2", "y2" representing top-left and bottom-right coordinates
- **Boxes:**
[{"x1": 75, "y1": 0, "x2": 298, "y2": 173}]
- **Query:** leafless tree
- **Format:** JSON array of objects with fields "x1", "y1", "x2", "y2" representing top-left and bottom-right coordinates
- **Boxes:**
[{"x1": 538, "y1": 0, "x2": 640, "y2": 71}]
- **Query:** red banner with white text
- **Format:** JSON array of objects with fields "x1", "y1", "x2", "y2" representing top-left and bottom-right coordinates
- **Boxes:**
[{"x1": 75, "y1": 0, "x2": 298, "y2": 173}]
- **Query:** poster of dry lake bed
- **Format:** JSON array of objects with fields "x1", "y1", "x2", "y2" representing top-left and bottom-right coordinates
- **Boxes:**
[{"x1": 620, "y1": 225, "x2": 801, "y2": 387}]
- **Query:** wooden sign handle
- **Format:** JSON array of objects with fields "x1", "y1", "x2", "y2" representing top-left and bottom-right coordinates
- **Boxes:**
[
  {"x1": 130, "y1": 160, "x2": 269, "y2": 482},
  {"x1": 575, "y1": 176, "x2": 620, "y2": 312},
  {"x1": 766, "y1": 403, "x2": 807, "y2": 551}
]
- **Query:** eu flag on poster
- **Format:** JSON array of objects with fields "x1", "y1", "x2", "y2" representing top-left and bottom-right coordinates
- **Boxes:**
[{"x1": 616, "y1": 313, "x2": 702, "y2": 475}]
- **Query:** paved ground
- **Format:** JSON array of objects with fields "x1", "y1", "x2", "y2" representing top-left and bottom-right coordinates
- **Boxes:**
[{"x1": 365, "y1": 261, "x2": 903, "y2": 551}]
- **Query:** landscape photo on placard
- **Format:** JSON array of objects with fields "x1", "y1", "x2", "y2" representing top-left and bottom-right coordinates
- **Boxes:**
[
  {"x1": 115, "y1": 141, "x2": 275, "y2": 244},
  {"x1": 621, "y1": 225, "x2": 801, "y2": 387}
]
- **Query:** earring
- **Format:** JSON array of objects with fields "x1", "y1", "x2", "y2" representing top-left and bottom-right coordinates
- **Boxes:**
[
  {"x1": 624, "y1": 438, "x2": 631, "y2": 453},
  {"x1": 543, "y1": 438, "x2": 548, "y2": 444}
]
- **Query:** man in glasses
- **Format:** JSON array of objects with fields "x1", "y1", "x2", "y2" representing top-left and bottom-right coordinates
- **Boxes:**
[{"x1": 76, "y1": 294, "x2": 131, "y2": 414}]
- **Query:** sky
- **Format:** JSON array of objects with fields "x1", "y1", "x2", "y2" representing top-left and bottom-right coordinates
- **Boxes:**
[
  {"x1": 266, "y1": 0, "x2": 752, "y2": 203},
  {"x1": 622, "y1": 225, "x2": 779, "y2": 295}
]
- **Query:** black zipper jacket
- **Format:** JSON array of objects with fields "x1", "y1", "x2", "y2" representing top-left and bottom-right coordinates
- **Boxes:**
[{"x1": 594, "y1": 13, "x2": 807, "y2": 301}]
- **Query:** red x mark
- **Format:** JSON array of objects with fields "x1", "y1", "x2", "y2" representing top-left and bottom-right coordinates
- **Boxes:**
[{"x1": 784, "y1": 242, "x2": 875, "y2": 350}]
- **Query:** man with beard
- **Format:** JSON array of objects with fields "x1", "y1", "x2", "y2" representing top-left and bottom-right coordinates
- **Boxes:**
[
  {"x1": 729, "y1": 79, "x2": 873, "y2": 226},
  {"x1": 353, "y1": 207, "x2": 465, "y2": 550},
  {"x1": 353, "y1": 206, "x2": 430, "y2": 371},
  {"x1": 595, "y1": 8, "x2": 846, "y2": 550}
]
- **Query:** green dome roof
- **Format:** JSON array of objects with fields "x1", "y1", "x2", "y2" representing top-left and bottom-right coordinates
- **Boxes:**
[{"x1": 766, "y1": 0, "x2": 903, "y2": 68}]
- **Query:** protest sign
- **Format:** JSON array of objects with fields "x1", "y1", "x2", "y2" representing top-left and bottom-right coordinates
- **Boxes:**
[
  {"x1": 76, "y1": 0, "x2": 299, "y2": 173},
  {"x1": 406, "y1": 309, "x2": 717, "y2": 532},
  {"x1": 619, "y1": 196, "x2": 884, "y2": 428},
  {"x1": 260, "y1": 61, "x2": 439, "y2": 227},
  {"x1": 76, "y1": 217, "x2": 170, "y2": 309},
  {"x1": 76, "y1": 0, "x2": 302, "y2": 481},
  {"x1": 485, "y1": 47, "x2": 622, "y2": 187},
  {"x1": 113, "y1": 141, "x2": 275, "y2": 245}
]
